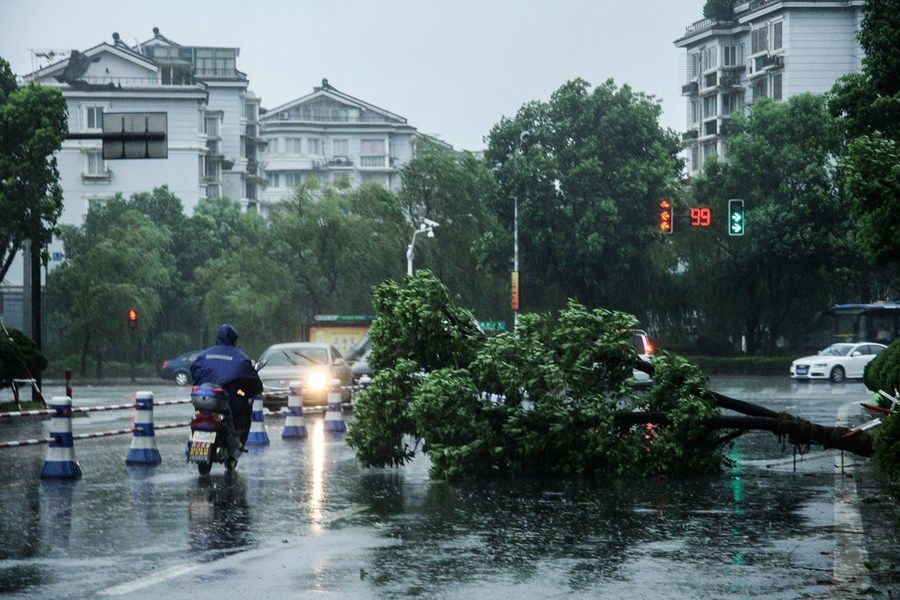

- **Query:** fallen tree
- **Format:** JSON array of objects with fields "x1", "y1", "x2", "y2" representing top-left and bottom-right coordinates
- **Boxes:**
[{"x1": 347, "y1": 271, "x2": 876, "y2": 480}]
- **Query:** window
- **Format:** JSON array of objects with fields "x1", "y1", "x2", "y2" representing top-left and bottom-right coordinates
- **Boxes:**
[
  {"x1": 205, "y1": 117, "x2": 219, "y2": 138},
  {"x1": 688, "y1": 52, "x2": 702, "y2": 79},
  {"x1": 723, "y1": 46, "x2": 737, "y2": 66},
  {"x1": 702, "y1": 142, "x2": 717, "y2": 159},
  {"x1": 703, "y1": 46, "x2": 717, "y2": 71},
  {"x1": 199, "y1": 155, "x2": 206, "y2": 180},
  {"x1": 332, "y1": 138, "x2": 349, "y2": 156},
  {"x1": 691, "y1": 145, "x2": 700, "y2": 172},
  {"x1": 772, "y1": 73, "x2": 783, "y2": 101},
  {"x1": 703, "y1": 95, "x2": 717, "y2": 119},
  {"x1": 772, "y1": 21, "x2": 783, "y2": 50},
  {"x1": 267, "y1": 172, "x2": 279, "y2": 187},
  {"x1": 284, "y1": 172, "x2": 304, "y2": 187},
  {"x1": 85, "y1": 150, "x2": 105, "y2": 175},
  {"x1": 738, "y1": 43, "x2": 745, "y2": 65},
  {"x1": 751, "y1": 27, "x2": 768, "y2": 55},
  {"x1": 285, "y1": 138, "x2": 303, "y2": 154},
  {"x1": 307, "y1": 138, "x2": 320, "y2": 154},
  {"x1": 722, "y1": 93, "x2": 735, "y2": 115},
  {"x1": 86, "y1": 106, "x2": 104, "y2": 131},
  {"x1": 691, "y1": 99, "x2": 700, "y2": 123},
  {"x1": 752, "y1": 78, "x2": 767, "y2": 101}
]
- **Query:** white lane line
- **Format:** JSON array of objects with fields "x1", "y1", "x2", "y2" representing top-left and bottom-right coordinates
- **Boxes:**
[
  {"x1": 830, "y1": 400, "x2": 872, "y2": 597},
  {"x1": 99, "y1": 563, "x2": 201, "y2": 596}
]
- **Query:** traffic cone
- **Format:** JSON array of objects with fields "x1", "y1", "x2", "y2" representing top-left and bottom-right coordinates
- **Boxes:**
[
  {"x1": 245, "y1": 395, "x2": 269, "y2": 446},
  {"x1": 324, "y1": 379, "x2": 346, "y2": 433},
  {"x1": 40, "y1": 396, "x2": 82, "y2": 479},
  {"x1": 282, "y1": 381, "x2": 307, "y2": 439},
  {"x1": 126, "y1": 391, "x2": 162, "y2": 465}
]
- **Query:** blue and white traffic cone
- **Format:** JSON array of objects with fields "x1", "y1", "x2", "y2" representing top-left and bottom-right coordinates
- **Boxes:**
[
  {"x1": 40, "y1": 396, "x2": 82, "y2": 479},
  {"x1": 282, "y1": 381, "x2": 307, "y2": 439},
  {"x1": 324, "y1": 379, "x2": 346, "y2": 433},
  {"x1": 246, "y1": 395, "x2": 269, "y2": 446},
  {"x1": 126, "y1": 391, "x2": 162, "y2": 465}
]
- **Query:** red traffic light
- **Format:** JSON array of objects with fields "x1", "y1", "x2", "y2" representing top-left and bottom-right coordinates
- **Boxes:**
[
  {"x1": 127, "y1": 307, "x2": 138, "y2": 328},
  {"x1": 658, "y1": 199, "x2": 673, "y2": 234}
]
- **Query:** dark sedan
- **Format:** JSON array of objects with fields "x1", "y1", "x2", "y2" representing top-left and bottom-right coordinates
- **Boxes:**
[{"x1": 158, "y1": 350, "x2": 202, "y2": 386}]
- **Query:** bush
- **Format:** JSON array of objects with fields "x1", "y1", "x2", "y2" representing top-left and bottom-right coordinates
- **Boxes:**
[
  {"x1": 864, "y1": 338, "x2": 900, "y2": 395},
  {"x1": 0, "y1": 329, "x2": 47, "y2": 392},
  {"x1": 872, "y1": 411, "x2": 900, "y2": 484}
]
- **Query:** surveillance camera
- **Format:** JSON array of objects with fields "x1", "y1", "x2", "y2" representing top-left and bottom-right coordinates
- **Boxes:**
[{"x1": 422, "y1": 218, "x2": 439, "y2": 228}]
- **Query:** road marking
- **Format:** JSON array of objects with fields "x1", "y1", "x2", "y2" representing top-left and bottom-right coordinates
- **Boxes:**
[
  {"x1": 99, "y1": 563, "x2": 200, "y2": 596},
  {"x1": 830, "y1": 400, "x2": 871, "y2": 597}
]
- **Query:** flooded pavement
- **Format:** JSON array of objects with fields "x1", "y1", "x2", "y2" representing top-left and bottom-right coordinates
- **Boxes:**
[{"x1": 0, "y1": 377, "x2": 896, "y2": 598}]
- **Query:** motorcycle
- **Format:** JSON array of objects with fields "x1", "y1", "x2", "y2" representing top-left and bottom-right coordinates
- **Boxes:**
[{"x1": 186, "y1": 383, "x2": 247, "y2": 475}]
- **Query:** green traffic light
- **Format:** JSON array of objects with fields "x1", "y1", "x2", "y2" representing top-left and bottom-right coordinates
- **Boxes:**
[{"x1": 728, "y1": 199, "x2": 745, "y2": 237}]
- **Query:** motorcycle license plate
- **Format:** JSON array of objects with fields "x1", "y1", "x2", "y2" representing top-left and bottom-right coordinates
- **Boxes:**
[{"x1": 189, "y1": 431, "x2": 217, "y2": 463}]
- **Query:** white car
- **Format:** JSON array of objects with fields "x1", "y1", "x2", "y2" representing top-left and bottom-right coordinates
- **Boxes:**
[{"x1": 790, "y1": 342, "x2": 887, "y2": 383}]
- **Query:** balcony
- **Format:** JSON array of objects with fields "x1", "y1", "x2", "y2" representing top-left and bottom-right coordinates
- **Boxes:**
[
  {"x1": 681, "y1": 82, "x2": 699, "y2": 96},
  {"x1": 680, "y1": 17, "x2": 736, "y2": 39},
  {"x1": 754, "y1": 54, "x2": 784, "y2": 72},
  {"x1": 327, "y1": 155, "x2": 353, "y2": 168},
  {"x1": 703, "y1": 72, "x2": 718, "y2": 89},
  {"x1": 76, "y1": 75, "x2": 162, "y2": 88},
  {"x1": 719, "y1": 72, "x2": 744, "y2": 88},
  {"x1": 682, "y1": 128, "x2": 699, "y2": 141},
  {"x1": 360, "y1": 155, "x2": 390, "y2": 168}
]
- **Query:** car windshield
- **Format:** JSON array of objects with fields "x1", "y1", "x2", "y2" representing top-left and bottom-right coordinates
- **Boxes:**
[
  {"x1": 262, "y1": 347, "x2": 328, "y2": 366},
  {"x1": 820, "y1": 344, "x2": 855, "y2": 356}
]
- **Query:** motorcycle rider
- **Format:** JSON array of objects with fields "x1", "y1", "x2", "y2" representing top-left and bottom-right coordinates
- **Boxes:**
[{"x1": 190, "y1": 324, "x2": 263, "y2": 452}]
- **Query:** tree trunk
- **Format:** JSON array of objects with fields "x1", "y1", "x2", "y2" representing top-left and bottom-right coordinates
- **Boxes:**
[
  {"x1": 631, "y1": 358, "x2": 875, "y2": 457},
  {"x1": 616, "y1": 411, "x2": 874, "y2": 457}
]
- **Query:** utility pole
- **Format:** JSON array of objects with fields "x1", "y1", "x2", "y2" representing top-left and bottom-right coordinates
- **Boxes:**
[{"x1": 512, "y1": 196, "x2": 519, "y2": 329}]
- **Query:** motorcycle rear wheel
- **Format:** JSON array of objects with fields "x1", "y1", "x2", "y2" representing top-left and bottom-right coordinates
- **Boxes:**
[{"x1": 198, "y1": 460, "x2": 212, "y2": 475}]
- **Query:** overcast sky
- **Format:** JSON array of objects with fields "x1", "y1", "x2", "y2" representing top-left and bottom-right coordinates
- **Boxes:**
[{"x1": 0, "y1": 0, "x2": 702, "y2": 150}]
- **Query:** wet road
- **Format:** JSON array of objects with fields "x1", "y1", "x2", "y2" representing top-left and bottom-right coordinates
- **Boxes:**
[{"x1": 0, "y1": 377, "x2": 896, "y2": 598}]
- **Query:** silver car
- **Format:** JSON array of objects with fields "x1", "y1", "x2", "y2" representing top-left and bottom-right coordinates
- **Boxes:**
[{"x1": 258, "y1": 342, "x2": 353, "y2": 409}]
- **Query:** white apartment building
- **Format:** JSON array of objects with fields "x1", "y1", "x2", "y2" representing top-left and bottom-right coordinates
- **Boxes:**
[
  {"x1": 5, "y1": 30, "x2": 263, "y2": 290},
  {"x1": 259, "y1": 79, "x2": 442, "y2": 214},
  {"x1": 675, "y1": 0, "x2": 863, "y2": 175}
]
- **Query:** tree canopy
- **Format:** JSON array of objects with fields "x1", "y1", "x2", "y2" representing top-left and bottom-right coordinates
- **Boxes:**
[
  {"x1": 484, "y1": 78, "x2": 682, "y2": 319},
  {"x1": 0, "y1": 55, "x2": 68, "y2": 281}
]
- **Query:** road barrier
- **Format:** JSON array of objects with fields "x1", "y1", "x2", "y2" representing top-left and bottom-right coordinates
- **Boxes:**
[
  {"x1": 246, "y1": 395, "x2": 270, "y2": 446},
  {"x1": 0, "y1": 398, "x2": 191, "y2": 421},
  {"x1": 125, "y1": 391, "x2": 162, "y2": 465},
  {"x1": 282, "y1": 381, "x2": 308, "y2": 439},
  {"x1": 40, "y1": 397, "x2": 82, "y2": 479},
  {"x1": 324, "y1": 379, "x2": 347, "y2": 433}
]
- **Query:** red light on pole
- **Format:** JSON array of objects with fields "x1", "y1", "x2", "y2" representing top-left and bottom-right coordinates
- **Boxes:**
[
  {"x1": 127, "y1": 307, "x2": 138, "y2": 329},
  {"x1": 658, "y1": 199, "x2": 673, "y2": 234}
]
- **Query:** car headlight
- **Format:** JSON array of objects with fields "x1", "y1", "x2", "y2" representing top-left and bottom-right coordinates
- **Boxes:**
[
  {"x1": 306, "y1": 370, "x2": 328, "y2": 393},
  {"x1": 813, "y1": 363, "x2": 828, "y2": 367}
]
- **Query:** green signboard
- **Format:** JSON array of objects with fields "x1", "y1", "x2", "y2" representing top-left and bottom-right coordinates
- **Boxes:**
[{"x1": 479, "y1": 321, "x2": 507, "y2": 332}]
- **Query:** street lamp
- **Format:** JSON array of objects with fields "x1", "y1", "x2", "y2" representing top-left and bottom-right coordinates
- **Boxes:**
[{"x1": 406, "y1": 219, "x2": 439, "y2": 277}]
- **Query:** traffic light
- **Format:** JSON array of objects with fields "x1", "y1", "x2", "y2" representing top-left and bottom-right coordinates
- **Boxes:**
[
  {"x1": 728, "y1": 199, "x2": 745, "y2": 236},
  {"x1": 658, "y1": 198, "x2": 673, "y2": 234},
  {"x1": 127, "y1": 307, "x2": 138, "y2": 330}
]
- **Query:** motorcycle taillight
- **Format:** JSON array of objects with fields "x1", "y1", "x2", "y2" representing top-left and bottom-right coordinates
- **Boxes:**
[{"x1": 192, "y1": 411, "x2": 221, "y2": 428}]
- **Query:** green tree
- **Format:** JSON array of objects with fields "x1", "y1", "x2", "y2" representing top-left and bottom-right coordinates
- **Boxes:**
[
  {"x1": 269, "y1": 180, "x2": 406, "y2": 319},
  {"x1": 688, "y1": 95, "x2": 866, "y2": 353},
  {"x1": 47, "y1": 200, "x2": 174, "y2": 376},
  {"x1": 484, "y1": 78, "x2": 682, "y2": 318},
  {"x1": 829, "y1": 0, "x2": 900, "y2": 266},
  {"x1": 0, "y1": 55, "x2": 68, "y2": 281},
  {"x1": 703, "y1": 0, "x2": 735, "y2": 21},
  {"x1": 399, "y1": 140, "x2": 507, "y2": 319}
]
